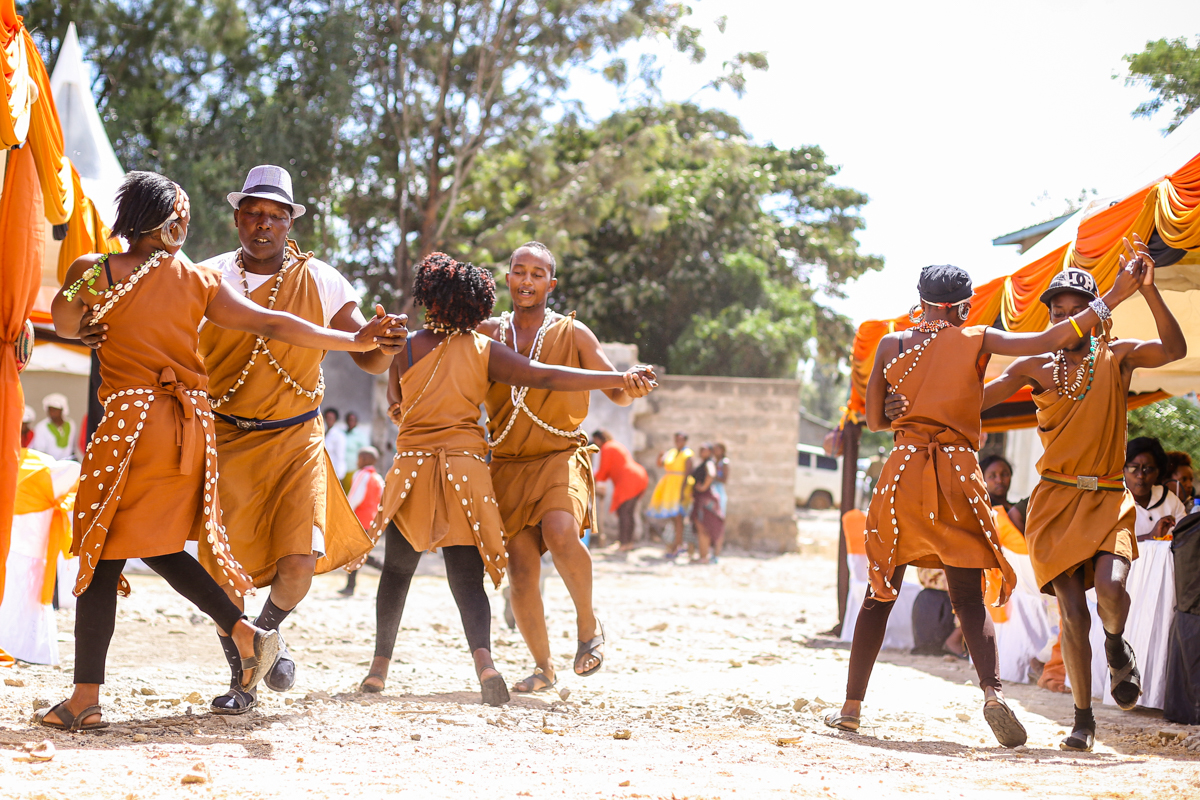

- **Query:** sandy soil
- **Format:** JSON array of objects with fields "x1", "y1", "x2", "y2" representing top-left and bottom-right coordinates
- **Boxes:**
[{"x1": 2, "y1": 511, "x2": 1198, "y2": 799}]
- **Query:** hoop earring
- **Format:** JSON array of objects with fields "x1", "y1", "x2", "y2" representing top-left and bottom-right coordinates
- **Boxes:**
[
  {"x1": 957, "y1": 303, "x2": 970, "y2": 321},
  {"x1": 909, "y1": 304, "x2": 924, "y2": 324},
  {"x1": 160, "y1": 220, "x2": 187, "y2": 248}
]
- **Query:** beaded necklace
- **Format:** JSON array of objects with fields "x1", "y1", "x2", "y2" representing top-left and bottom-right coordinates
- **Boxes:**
[
  {"x1": 209, "y1": 249, "x2": 325, "y2": 410},
  {"x1": 490, "y1": 311, "x2": 587, "y2": 448},
  {"x1": 1051, "y1": 336, "x2": 1096, "y2": 401},
  {"x1": 886, "y1": 326, "x2": 948, "y2": 393},
  {"x1": 913, "y1": 319, "x2": 951, "y2": 333},
  {"x1": 89, "y1": 251, "x2": 169, "y2": 323},
  {"x1": 62, "y1": 253, "x2": 114, "y2": 301}
]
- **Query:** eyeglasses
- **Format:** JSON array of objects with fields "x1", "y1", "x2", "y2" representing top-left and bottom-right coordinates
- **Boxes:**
[{"x1": 1124, "y1": 463, "x2": 1158, "y2": 476}]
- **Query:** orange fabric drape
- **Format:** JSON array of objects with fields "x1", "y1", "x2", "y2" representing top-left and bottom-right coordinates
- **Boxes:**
[
  {"x1": 0, "y1": 1, "x2": 33, "y2": 147},
  {"x1": 845, "y1": 142, "x2": 1200, "y2": 428},
  {"x1": 23, "y1": 26, "x2": 71, "y2": 225},
  {"x1": 0, "y1": 144, "x2": 47, "y2": 605},
  {"x1": 14, "y1": 449, "x2": 77, "y2": 604}
]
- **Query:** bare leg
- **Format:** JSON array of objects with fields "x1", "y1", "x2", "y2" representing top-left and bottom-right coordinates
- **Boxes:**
[
  {"x1": 507, "y1": 527, "x2": 555, "y2": 683},
  {"x1": 269, "y1": 552, "x2": 319, "y2": 611},
  {"x1": 540, "y1": 510, "x2": 598, "y2": 646},
  {"x1": 1093, "y1": 553, "x2": 1132, "y2": 639},
  {"x1": 1050, "y1": 569, "x2": 1093, "y2": 710},
  {"x1": 668, "y1": 515, "x2": 684, "y2": 554}
]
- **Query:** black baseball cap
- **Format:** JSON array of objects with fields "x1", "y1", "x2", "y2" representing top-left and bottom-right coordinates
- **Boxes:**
[{"x1": 1039, "y1": 268, "x2": 1098, "y2": 307}]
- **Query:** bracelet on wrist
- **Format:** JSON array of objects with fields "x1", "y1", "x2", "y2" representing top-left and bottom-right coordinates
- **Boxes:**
[{"x1": 1089, "y1": 297, "x2": 1112, "y2": 322}]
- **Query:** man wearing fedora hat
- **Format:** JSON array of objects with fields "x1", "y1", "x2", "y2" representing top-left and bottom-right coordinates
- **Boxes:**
[
  {"x1": 887, "y1": 235, "x2": 1186, "y2": 751},
  {"x1": 195, "y1": 165, "x2": 401, "y2": 713}
]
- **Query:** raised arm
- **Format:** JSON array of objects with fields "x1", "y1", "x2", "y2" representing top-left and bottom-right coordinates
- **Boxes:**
[
  {"x1": 982, "y1": 359, "x2": 1041, "y2": 410},
  {"x1": 1111, "y1": 255, "x2": 1187, "y2": 370},
  {"x1": 982, "y1": 237, "x2": 1147, "y2": 358},
  {"x1": 206, "y1": 280, "x2": 407, "y2": 353},
  {"x1": 486, "y1": 338, "x2": 656, "y2": 393}
]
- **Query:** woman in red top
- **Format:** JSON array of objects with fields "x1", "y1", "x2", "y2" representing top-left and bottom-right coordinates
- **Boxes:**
[{"x1": 592, "y1": 430, "x2": 649, "y2": 551}]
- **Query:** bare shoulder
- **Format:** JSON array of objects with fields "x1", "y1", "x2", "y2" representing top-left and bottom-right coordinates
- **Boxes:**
[
  {"x1": 1007, "y1": 353, "x2": 1052, "y2": 376},
  {"x1": 572, "y1": 316, "x2": 602, "y2": 346},
  {"x1": 477, "y1": 317, "x2": 503, "y2": 340},
  {"x1": 1107, "y1": 337, "x2": 1142, "y2": 359}
]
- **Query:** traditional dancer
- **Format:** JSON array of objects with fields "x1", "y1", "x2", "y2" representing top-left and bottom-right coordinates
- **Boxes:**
[
  {"x1": 196, "y1": 166, "x2": 394, "y2": 713},
  {"x1": 477, "y1": 242, "x2": 653, "y2": 694},
  {"x1": 45, "y1": 172, "x2": 404, "y2": 731},
  {"x1": 357, "y1": 253, "x2": 655, "y2": 705},
  {"x1": 826, "y1": 259, "x2": 1145, "y2": 748},
  {"x1": 979, "y1": 242, "x2": 1183, "y2": 750}
]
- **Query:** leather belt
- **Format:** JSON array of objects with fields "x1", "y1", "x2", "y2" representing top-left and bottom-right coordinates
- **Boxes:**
[
  {"x1": 214, "y1": 407, "x2": 320, "y2": 431},
  {"x1": 1040, "y1": 470, "x2": 1125, "y2": 492}
]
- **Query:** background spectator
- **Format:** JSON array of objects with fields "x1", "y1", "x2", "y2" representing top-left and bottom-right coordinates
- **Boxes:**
[
  {"x1": 342, "y1": 411, "x2": 372, "y2": 491},
  {"x1": 592, "y1": 430, "x2": 649, "y2": 552},
  {"x1": 339, "y1": 446, "x2": 385, "y2": 597},
  {"x1": 1126, "y1": 436, "x2": 1186, "y2": 541},
  {"x1": 31, "y1": 393, "x2": 79, "y2": 461},
  {"x1": 712, "y1": 442, "x2": 730, "y2": 517},
  {"x1": 1165, "y1": 450, "x2": 1194, "y2": 506},
  {"x1": 323, "y1": 407, "x2": 348, "y2": 480}
]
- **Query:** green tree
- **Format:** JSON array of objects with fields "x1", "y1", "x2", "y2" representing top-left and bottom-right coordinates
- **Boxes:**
[
  {"x1": 457, "y1": 103, "x2": 881, "y2": 376},
  {"x1": 1128, "y1": 397, "x2": 1200, "y2": 464},
  {"x1": 1124, "y1": 35, "x2": 1200, "y2": 133}
]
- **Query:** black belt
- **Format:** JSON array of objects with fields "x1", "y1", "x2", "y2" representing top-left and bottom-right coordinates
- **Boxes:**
[{"x1": 214, "y1": 408, "x2": 320, "y2": 431}]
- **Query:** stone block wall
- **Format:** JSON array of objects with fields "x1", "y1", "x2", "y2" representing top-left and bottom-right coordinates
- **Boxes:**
[{"x1": 632, "y1": 375, "x2": 801, "y2": 553}]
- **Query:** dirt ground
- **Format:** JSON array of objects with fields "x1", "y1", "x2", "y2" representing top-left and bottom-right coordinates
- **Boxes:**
[{"x1": 2, "y1": 510, "x2": 1198, "y2": 799}]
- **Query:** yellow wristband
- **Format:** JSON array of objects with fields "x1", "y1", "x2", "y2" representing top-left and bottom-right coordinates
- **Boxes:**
[{"x1": 1069, "y1": 317, "x2": 1084, "y2": 338}]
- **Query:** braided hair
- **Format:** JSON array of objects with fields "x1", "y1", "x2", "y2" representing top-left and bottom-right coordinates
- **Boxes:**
[
  {"x1": 412, "y1": 252, "x2": 497, "y2": 331},
  {"x1": 111, "y1": 171, "x2": 179, "y2": 242}
]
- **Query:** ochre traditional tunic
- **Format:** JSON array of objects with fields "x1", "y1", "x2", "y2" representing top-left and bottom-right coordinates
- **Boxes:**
[
  {"x1": 198, "y1": 244, "x2": 371, "y2": 587},
  {"x1": 368, "y1": 332, "x2": 507, "y2": 586},
  {"x1": 1024, "y1": 339, "x2": 1137, "y2": 593},
  {"x1": 864, "y1": 325, "x2": 1015, "y2": 604},
  {"x1": 72, "y1": 255, "x2": 253, "y2": 598},
  {"x1": 485, "y1": 313, "x2": 595, "y2": 548}
]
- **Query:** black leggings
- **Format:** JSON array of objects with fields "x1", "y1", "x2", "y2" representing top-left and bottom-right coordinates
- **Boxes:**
[
  {"x1": 846, "y1": 564, "x2": 1000, "y2": 701},
  {"x1": 373, "y1": 522, "x2": 491, "y2": 659},
  {"x1": 617, "y1": 495, "x2": 641, "y2": 546},
  {"x1": 74, "y1": 552, "x2": 245, "y2": 685}
]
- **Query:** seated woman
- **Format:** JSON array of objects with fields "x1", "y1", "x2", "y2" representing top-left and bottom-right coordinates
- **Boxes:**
[
  {"x1": 1165, "y1": 450, "x2": 1195, "y2": 507},
  {"x1": 358, "y1": 253, "x2": 655, "y2": 704},
  {"x1": 1126, "y1": 437, "x2": 1187, "y2": 541}
]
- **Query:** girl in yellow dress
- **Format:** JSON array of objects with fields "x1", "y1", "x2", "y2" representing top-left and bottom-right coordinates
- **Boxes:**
[{"x1": 647, "y1": 432, "x2": 694, "y2": 557}]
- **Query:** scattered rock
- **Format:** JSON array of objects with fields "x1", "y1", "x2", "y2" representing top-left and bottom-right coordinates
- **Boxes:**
[
  {"x1": 793, "y1": 698, "x2": 809, "y2": 711},
  {"x1": 411, "y1": 733, "x2": 422, "y2": 741},
  {"x1": 183, "y1": 692, "x2": 202, "y2": 704},
  {"x1": 180, "y1": 762, "x2": 208, "y2": 785},
  {"x1": 139, "y1": 688, "x2": 156, "y2": 696},
  {"x1": 732, "y1": 707, "x2": 760, "y2": 718},
  {"x1": 956, "y1": 713, "x2": 971, "y2": 722},
  {"x1": 558, "y1": 688, "x2": 571, "y2": 702},
  {"x1": 648, "y1": 622, "x2": 668, "y2": 632},
  {"x1": 132, "y1": 734, "x2": 148, "y2": 742},
  {"x1": 643, "y1": 710, "x2": 652, "y2": 719},
  {"x1": 618, "y1": 780, "x2": 631, "y2": 787},
  {"x1": 5, "y1": 678, "x2": 24, "y2": 687},
  {"x1": 613, "y1": 730, "x2": 632, "y2": 740},
  {"x1": 1157, "y1": 729, "x2": 1187, "y2": 742},
  {"x1": 729, "y1": 660, "x2": 743, "y2": 668},
  {"x1": 775, "y1": 736, "x2": 802, "y2": 746},
  {"x1": 32, "y1": 698, "x2": 50, "y2": 711},
  {"x1": 305, "y1": 691, "x2": 331, "y2": 702},
  {"x1": 27, "y1": 740, "x2": 56, "y2": 762}
]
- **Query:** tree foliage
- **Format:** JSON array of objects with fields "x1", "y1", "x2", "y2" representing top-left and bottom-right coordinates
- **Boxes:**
[
  {"x1": 1128, "y1": 397, "x2": 1200, "y2": 464},
  {"x1": 1124, "y1": 35, "x2": 1200, "y2": 133},
  {"x1": 457, "y1": 103, "x2": 881, "y2": 375}
]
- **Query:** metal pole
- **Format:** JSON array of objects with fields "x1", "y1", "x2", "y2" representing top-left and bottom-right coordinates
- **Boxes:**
[{"x1": 834, "y1": 421, "x2": 861, "y2": 635}]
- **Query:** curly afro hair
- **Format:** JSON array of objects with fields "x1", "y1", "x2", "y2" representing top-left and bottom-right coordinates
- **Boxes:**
[
  {"x1": 111, "y1": 171, "x2": 178, "y2": 242},
  {"x1": 412, "y1": 252, "x2": 496, "y2": 331}
]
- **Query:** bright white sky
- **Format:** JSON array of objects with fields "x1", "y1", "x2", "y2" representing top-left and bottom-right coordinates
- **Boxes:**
[{"x1": 571, "y1": 0, "x2": 1200, "y2": 325}]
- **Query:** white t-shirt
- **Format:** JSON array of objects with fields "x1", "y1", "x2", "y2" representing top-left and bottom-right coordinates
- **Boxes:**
[{"x1": 201, "y1": 251, "x2": 360, "y2": 326}]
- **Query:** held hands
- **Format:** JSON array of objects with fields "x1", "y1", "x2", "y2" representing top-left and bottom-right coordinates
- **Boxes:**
[
  {"x1": 883, "y1": 391, "x2": 909, "y2": 421},
  {"x1": 356, "y1": 305, "x2": 409, "y2": 354},
  {"x1": 622, "y1": 365, "x2": 658, "y2": 398},
  {"x1": 78, "y1": 310, "x2": 107, "y2": 350},
  {"x1": 1109, "y1": 234, "x2": 1153, "y2": 305}
]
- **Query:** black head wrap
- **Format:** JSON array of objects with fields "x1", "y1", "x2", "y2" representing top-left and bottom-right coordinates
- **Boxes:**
[{"x1": 917, "y1": 264, "x2": 973, "y2": 304}]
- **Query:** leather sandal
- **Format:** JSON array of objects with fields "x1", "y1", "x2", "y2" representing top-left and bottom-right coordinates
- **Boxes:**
[
  {"x1": 240, "y1": 629, "x2": 282, "y2": 692},
  {"x1": 480, "y1": 670, "x2": 510, "y2": 707},
  {"x1": 211, "y1": 685, "x2": 257, "y2": 716},
  {"x1": 574, "y1": 619, "x2": 605, "y2": 677},
  {"x1": 512, "y1": 669, "x2": 557, "y2": 694},
  {"x1": 824, "y1": 713, "x2": 860, "y2": 732},
  {"x1": 983, "y1": 696, "x2": 1028, "y2": 748},
  {"x1": 1109, "y1": 639, "x2": 1142, "y2": 711},
  {"x1": 264, "y1": 641, "x2": 296, "y2": 692},
  {"x1": 1060, "y1": 725, "x2": 1095, "y2": 752},
  {"x1": 37, "y1": 701, "x2": 109, "y2": 732}
]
